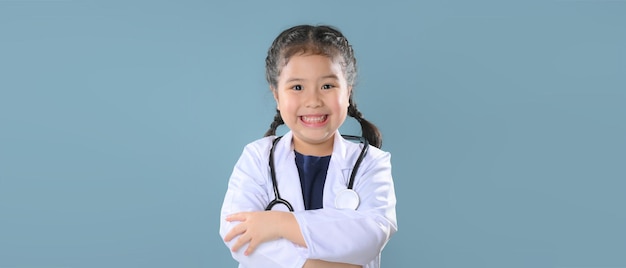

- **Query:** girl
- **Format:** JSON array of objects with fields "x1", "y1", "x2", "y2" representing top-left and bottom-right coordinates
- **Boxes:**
[{"x1": 220, "y1": 25, "x2": 397, "y2": 268}]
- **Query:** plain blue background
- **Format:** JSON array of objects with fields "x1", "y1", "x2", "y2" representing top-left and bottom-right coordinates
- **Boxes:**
[{"x1": 1, "y1": 1, "x2": 625, "y2": 267}]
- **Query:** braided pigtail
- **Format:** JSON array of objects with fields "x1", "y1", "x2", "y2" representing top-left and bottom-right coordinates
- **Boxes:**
[
  {"x1": 348, "y1": 98, "x2": 382, "y2": 148},
  {"x1": 264, "y1": 109, "x2": 284, "y2": 137}
]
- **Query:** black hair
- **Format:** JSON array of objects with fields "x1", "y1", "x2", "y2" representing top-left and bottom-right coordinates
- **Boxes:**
[{"x1": 263, "y1": 24, "x2": 382, "y2": 148}]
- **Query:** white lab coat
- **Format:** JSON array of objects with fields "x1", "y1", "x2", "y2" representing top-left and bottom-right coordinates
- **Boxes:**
[{"x1": 220, "y1": 131, "x2": 397, "y2": 268}]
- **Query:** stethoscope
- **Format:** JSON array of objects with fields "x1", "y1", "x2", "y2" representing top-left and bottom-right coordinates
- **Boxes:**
[{"x1": 265, "y1": 135, "x2": 369, "y2": 212}]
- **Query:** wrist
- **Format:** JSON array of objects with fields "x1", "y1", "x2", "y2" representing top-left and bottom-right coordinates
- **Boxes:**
[
  {"x1": 278, "y1": 211, "x2": 295, "y2": 238},
  {"x1": 277, "y1": 211, "x2": 306, "y2": 247}
]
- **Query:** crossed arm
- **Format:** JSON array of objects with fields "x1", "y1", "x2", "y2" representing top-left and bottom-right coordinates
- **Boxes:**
[
  {"x1": 219, "y1": 143, "x2": 396, "y2": 267},
  {"x1": 223, "y1": 211, "x2": 360, "y2": 268}
]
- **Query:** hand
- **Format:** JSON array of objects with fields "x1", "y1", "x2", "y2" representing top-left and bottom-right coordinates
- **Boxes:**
[
  {"x1": 303, "y1": 259, "x2": 362, "y2": 268},
  {"x1": 224, "y1": 211, "x2": 290, "y2": 256}
]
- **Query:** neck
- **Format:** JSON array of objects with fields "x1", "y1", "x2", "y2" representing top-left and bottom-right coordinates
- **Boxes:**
[{"x1": 292, "y1": 135, "x2": 334, "y2": 157}]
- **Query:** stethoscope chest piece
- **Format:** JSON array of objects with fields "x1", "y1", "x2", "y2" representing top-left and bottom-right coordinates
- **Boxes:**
[{"x1": 335, "y1": 189, "x2": 360, "y2": 210}]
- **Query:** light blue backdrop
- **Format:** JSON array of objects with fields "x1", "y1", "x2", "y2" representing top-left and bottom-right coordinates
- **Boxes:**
[{"x1": 1, "y1": 1, "x2": 624, "y2": 267}]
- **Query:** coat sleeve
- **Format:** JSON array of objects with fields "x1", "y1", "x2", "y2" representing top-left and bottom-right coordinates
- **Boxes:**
[
  {"x1": 292, "y1": 150, "x2": 397, "y2": 265},
  {"x1": 219, "y1": 142, "x2": 307, "y2": 268}
]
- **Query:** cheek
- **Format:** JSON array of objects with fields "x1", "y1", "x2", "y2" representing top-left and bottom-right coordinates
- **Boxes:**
[
  {"x1": 276, "y1": 97, "x2": 296, "y2": 114},
  {"x1": 339, "y1": 91, "x2": 351, "y2": 107},
  {"x1": 329, "y1": 94, "x2": 350, "y2": 114}
]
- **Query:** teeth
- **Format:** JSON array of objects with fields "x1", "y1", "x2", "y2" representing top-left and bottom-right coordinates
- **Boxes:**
[{"x1": 302, "y1": 115, "x2": 326, "y2": 123}]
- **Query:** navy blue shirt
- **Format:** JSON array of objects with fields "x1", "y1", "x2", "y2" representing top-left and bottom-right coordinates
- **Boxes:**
[{"x1": 294, "y1": 151, "x2": 331, "y2": 210}]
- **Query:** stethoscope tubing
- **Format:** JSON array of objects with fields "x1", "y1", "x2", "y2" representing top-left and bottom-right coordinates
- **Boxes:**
[
  {"x1": 267, "y1": 136, "x2": 294, "y2": 211},
  {"x1": 265, "y1": 135, "x2": 368, "y2": 211}
]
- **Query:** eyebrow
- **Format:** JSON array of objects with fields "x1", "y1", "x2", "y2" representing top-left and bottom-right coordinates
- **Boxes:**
[
  {"x1": 319, "y1": 74, "x2": 339, "y2": 80},
  {"x1": 285, "y1": 74, "x2": 339, "y2": 83}
]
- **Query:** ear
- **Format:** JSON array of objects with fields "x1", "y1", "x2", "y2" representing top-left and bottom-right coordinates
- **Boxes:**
[
  {"x1": 347, "y1": 85, "x2": 353, "y2": 98},
  {"x1": 271, "y1": 86, "x2": 279, "y2": 108}
]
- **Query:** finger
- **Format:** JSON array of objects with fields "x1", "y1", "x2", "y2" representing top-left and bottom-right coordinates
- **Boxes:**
[
  {"x1": 226, "y1": 213, "x2": 247, "y2": 222},
  {"x1": 231, "y1": 234, "x2": 250, "y2": 253},
  {"x1": 244, "y1": 239, "x2": 259, "y2": 256},
  {"x1": 224, "y1": 223, "x2": 245, "y2": 242}
]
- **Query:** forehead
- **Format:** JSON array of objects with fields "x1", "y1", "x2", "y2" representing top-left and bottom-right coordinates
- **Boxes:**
[{"x1": 279, "y1": 54, "x2": 345, "y2": 80}]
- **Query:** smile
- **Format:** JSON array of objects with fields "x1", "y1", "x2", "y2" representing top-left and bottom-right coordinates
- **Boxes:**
[{"x1": 300, "y1": 115, "x2": 328, "y2": 125}]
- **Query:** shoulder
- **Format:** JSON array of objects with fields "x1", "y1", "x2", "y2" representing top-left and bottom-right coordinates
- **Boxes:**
[
  {"x1": 235, "y1": 136, "x2": 276, "y2": 165},
  {"x1": 233, "y1": 136, "x2": 277, "y2": 167},
  {"x1": 337, "y1": 135, "x2": 391, "y2": 167},
  {"x1": 241, "y1": 136, "x2": 276, "y2": 155},
  {"x1": 339, "y1": 136, "x2": 390, "y2": 158},
  {"x1": 364, "y1": 145, "x2": 391, "y2": 167},
  {"x1": 366, "y1": 145, "x2": 391, "y2": 159},
  {"x1": 230, "y1": 136, "x2": 277, "y2": 185}
]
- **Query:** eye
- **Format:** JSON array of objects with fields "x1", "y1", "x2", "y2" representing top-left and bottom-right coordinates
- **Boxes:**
[
  {"x1": 321, "y1": 84, "x2": 334, "y2": 90},
  {"x1": 291, "y1": 85, "x2": 303, "y2": 91}
]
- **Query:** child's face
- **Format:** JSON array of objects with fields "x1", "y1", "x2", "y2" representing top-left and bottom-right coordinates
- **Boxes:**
[{"x1": 273, "y1": 54, "x2": 351, "y2": 155}]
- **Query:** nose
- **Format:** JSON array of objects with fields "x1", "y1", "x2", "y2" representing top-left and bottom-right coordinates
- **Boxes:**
[{"x1": 304, "y1": 88, "x2": 322, "y2": 108}]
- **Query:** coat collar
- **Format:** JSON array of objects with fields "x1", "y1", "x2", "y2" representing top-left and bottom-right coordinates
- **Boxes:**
[
  {"x1": 272, "y1": 131, "x2": 360, "y2": 211},
  {"x1": 277, "y1": 131, "x2": 352, "y2": 170}
]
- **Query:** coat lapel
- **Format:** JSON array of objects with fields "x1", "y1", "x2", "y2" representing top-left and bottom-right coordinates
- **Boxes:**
[{"x1": 325, "y1": 132, "x2": 356, "y2": 208}]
